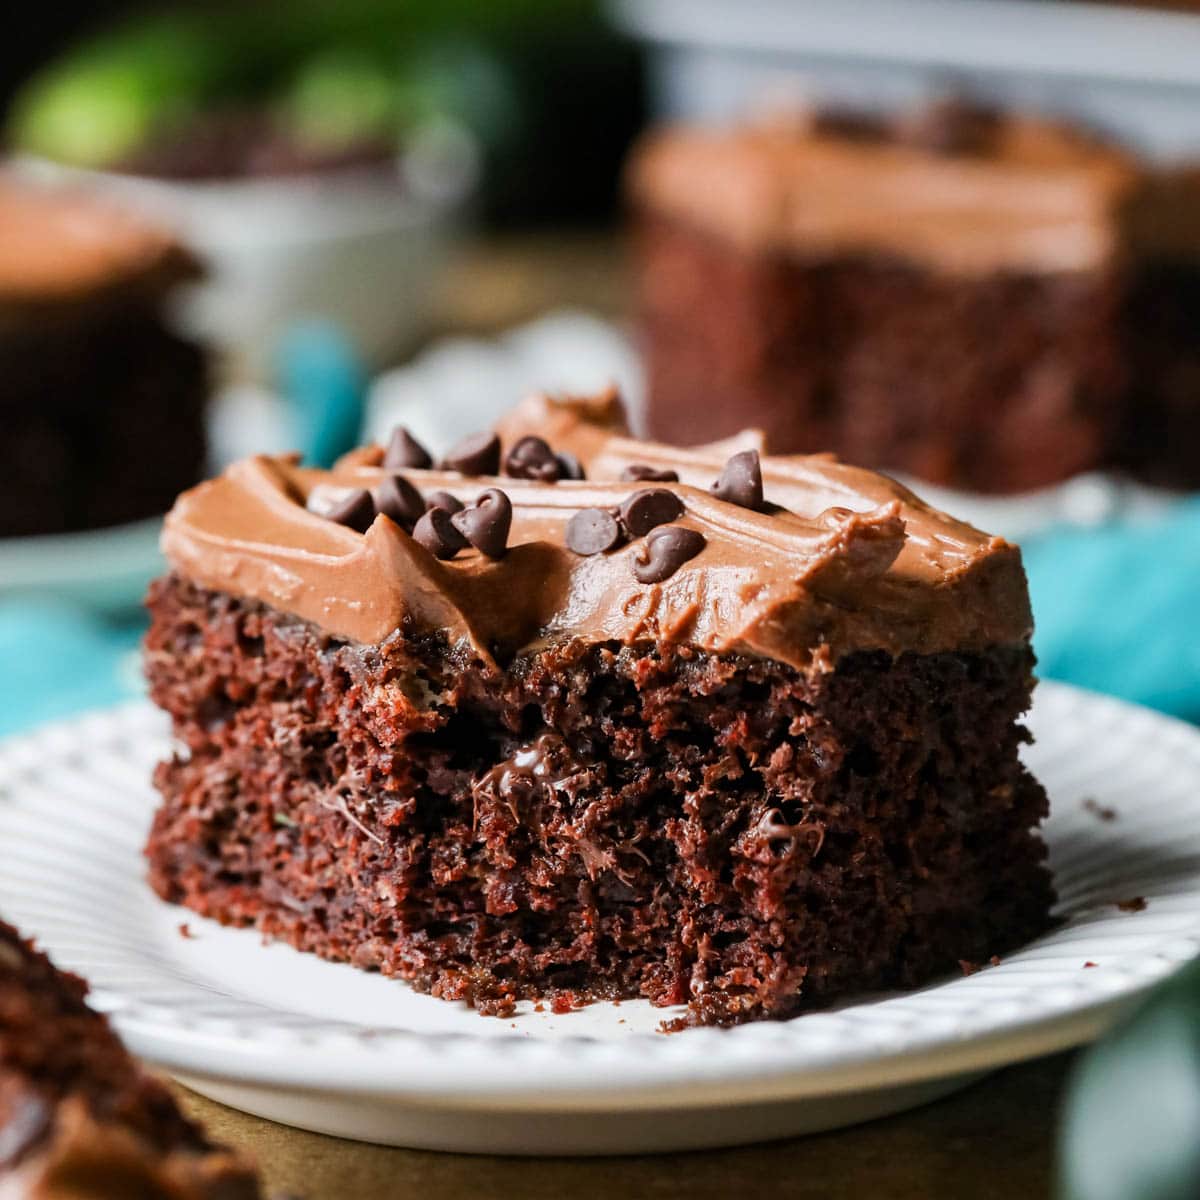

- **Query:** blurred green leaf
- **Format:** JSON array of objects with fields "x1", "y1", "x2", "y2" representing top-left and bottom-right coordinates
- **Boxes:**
[
  {"x1": 280, "y1": 51, "x2": 401, "y2": 151},
  {"x1": 4, "y1": 0, "x2": 634, "y2": 222},
  {"x1": 7, "y1": 16, "x2": 219, "y2": 165},
  {"x1": 394, "y1": 40, "x2": 522, "y2": 153}
]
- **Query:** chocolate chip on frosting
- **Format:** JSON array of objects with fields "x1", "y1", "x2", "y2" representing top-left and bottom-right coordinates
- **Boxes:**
[
  {"x1": 320, "y1": 488, "x2": 375, "y2": 533},
  {"x1": 566, "y1": 508, "x2": 623, "y2": 556},
  {"x1": 382, "y1": 425, "x2": 432, "y2": 470},
  {"x1": 452, "y1": 488, "x2": 512, "y2": 558},
  {"x1": 619, "y1": 463, "x2": 679, "y2": 483},
  {"x1": 710, "y1": 450, "x2": 764, "y2": 511},
  {"x1": 556, "y1": 451, "x2": 586, "y2": 481},
  {"x1": 425, "y1": 490, "x2": 464, "y2": 515},
  {"x1": 440, "y1": 432, "x2": 501, "y2": 476},
  {"x1": 619, "y1": 488, "x2": 685, "y2": 537},
  {"x1": 373, "y1": 474, "x2": 425, "y2": 530},
  {"x1": 632, "y1": 526, "x2": 706, "y2": 583},
  {"x1": 413, "y1": 507, "x2": 468, "y2": 560},
  {"x1": 504, "y1": 436, "x2": 562, "y2": 482}
]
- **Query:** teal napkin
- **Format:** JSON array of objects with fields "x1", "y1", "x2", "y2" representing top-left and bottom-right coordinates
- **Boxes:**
[
  {"x1": 276, "y1": 320, "x2": 367, "y2": 469},
  {"x1": 0, "y1": 600, "x2": 143, "y2": 737},
  {"x1": 1024, "y1": 496, "x2": 1200, "y2": 721}
]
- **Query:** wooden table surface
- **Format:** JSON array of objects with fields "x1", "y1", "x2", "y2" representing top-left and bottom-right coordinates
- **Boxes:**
[
  {"x1": 177, "y1": 1052, "x2": 1070, "y2": 1199},
  {"x1": 179, "y1": 229, "x2": 1069, "y2": 1199}
]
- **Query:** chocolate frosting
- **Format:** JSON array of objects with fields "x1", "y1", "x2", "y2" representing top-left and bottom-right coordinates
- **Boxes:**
[
  {"x1": 161, "y1": 395, "x2": 1032, "y2": 671},
  {"x1": 627, "y1": 111, "x2": 1200, "y2": 275},
  {"x1": 0, "y1": 176, "x2": 198, "y2": 309}
]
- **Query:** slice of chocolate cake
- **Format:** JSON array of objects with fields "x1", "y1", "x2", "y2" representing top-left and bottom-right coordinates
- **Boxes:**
[
  {"x1": 0, "y1": 918, "x2": 259, "y2": 1198},
  {"x1": 0, "y1": 177, "x2": 208, "y2": 538},
  {"x1": 627, "y1": 101, "x2": 1200, "y2": 493},
  {"x1": 143, "y1": 393, "x2": 1051, "y2": 1027}
]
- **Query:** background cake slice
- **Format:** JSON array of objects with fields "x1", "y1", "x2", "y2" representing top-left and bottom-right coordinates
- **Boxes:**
[
  {"x1": 0, "y1": 177, "x2": 208, "y2": 538},
  {"x1": 627, "y1": 101, "x2": 1200, "y2": 493},
  {"x1": 0, "y1": 918, "x2": 259, "y2": 1198},
  {"x1": 144, "y1": 397, "x2": 1051, "y2": 1027}
]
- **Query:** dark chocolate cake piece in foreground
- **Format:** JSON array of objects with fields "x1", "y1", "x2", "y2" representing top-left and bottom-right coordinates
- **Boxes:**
[
  {"x1": 0, "y1": 918, "x2": 259, "y2": 1198},
  {"x1": 144, "y1": 393, "x2": 1052, "y2": 1027}
]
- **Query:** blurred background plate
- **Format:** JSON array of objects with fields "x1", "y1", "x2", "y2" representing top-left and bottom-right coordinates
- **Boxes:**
[{"x1": 0, "y1": 517, "x2": 163, "y2": 612}]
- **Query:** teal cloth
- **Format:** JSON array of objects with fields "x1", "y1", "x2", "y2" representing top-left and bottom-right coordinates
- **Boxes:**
[
  {"x1": 2, "y1": 498, "x2": 1199, "y2": 737},
  {"x1": 276, "y1": 320, "x2": 368, "y2": 469},
  {"x1": 1024, "y1": 496, "x2": 1200, "y2": 720},
  {"x1": 0, "y1": 600, "x2": 144, "y2": 736}
]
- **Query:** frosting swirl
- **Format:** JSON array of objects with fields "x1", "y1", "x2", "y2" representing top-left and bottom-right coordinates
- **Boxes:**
[{"x1": 161, "y1": 396, "x2": 1032, "y2": 671}]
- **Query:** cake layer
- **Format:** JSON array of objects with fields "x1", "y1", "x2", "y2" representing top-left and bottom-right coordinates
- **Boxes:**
[
  {"x1": 0, "y1": 298, "x2": 208, "y2": 537},
  {"x1": 0, "y1": 919, "x2": 259, "y2": 1198},
  {"x1": 0, "y1": 177, "x2": 208, "y2": 538},
  {"x1": 145, "y1": 575, "x2": 1051, "y2": 1027},
  {"x1": 630, "y1": 212, "x2": 1126, "y2": 492}
]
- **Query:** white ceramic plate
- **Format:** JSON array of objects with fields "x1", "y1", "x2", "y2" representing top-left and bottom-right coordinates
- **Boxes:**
[{"x1": 1, "y1": 683, "x2": 1198, "y2": 1155}]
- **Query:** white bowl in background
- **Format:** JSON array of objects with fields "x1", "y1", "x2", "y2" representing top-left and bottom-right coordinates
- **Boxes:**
[
  {"x1": 612, "y1": 0, "x2": 1200, "y2": 159},
  {"x1": 11, "y1": 122, "x2": 479, "y2": 377}
]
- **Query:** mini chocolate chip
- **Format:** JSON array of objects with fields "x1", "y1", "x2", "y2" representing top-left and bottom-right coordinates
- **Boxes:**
[
  {"x1": 413, "y1": 507, "x2": 468, "y2": 560},
  {"x1": 619, "y1": 488, "x2": 684, "y2": 537},
  {"x1": 504, "y1": 435, "x2": 562, "y2": 482},
  {"x1": 557, "y1": 451, "x2": 586, "y2": 480},
  {"x1": 710, "y1": 450, "x2": 764, "y2": 511},
  {"x1": 451, "y1": 487, "x2": 512, "y2": 558},
  {"x1": 620, "y1": 463, "x2": 679, "y2": 483},
  {"x1": 632, "y1": 525, "x2": 705, "y2": 583},
  {"x1": 440, "y1": 431, "x2": 501, "y2": 476},
  {"x1": 425, "y1": 490, "x2": 464, "y2": 515},
  {"x1": 323, "y1": 488, "x2": 375, "y2": 533},
  {"x1": 373, "y1": 474, "x2": 425, "y2": 529},
  {"x1": 566, "y1": 507, "x2": 623, "y2": 556},
  {"x1": 383, "y1": 425, "x2": 432, "y2": 470}
]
